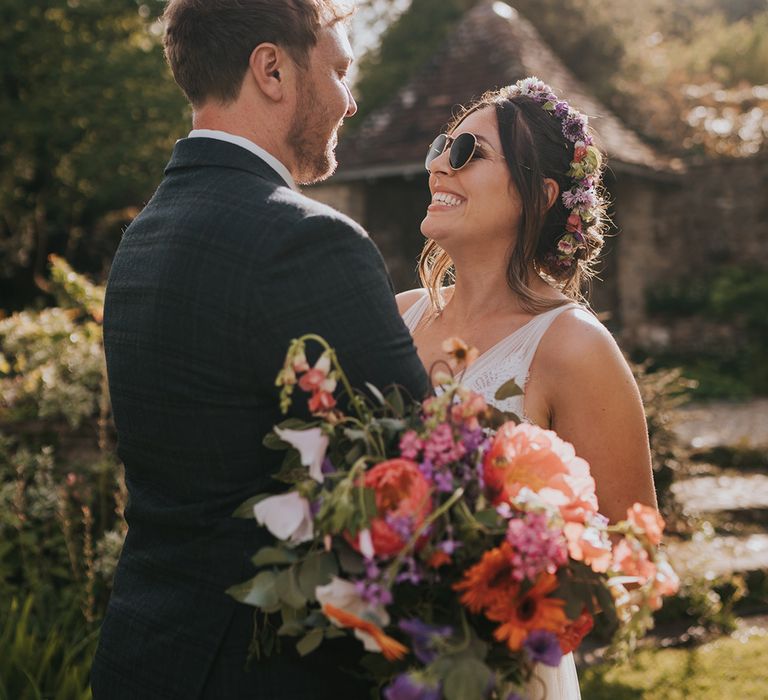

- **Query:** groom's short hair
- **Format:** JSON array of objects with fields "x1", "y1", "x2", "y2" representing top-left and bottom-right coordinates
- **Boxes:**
[{"x1": 163, "y1": 0, "x2": 350, "y2": 107}]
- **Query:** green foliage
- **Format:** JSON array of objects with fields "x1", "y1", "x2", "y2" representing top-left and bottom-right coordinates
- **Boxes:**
[
  {"x1": 0, "y1": 259, "x2": 124, "y2": 688},
  {"x1": 0, "y1": 0, "x2": 187, "y2": 299},
  {"x1": 0, "y1": 597, "x2": 97, "y2": 700},
  {"x1": 644, "y1": 266, "x2": 768, "y2": 398}
]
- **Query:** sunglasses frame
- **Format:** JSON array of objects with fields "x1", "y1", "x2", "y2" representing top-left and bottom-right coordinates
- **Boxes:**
[{"x1": 425, "y1": 132, "x2": 482, "y2": 172}]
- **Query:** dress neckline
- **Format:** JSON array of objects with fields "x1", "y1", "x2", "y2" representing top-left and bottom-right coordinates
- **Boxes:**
[{"x1": 407, "y1": 290, "x2": 578, "y2": 369}]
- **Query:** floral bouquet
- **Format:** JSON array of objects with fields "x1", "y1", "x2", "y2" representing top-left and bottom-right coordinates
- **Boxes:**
[{"x1": 228, "y1": 335, "x2": 679, "y2": 699}]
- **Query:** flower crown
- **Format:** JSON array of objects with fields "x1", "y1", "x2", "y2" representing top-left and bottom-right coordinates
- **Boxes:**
[{"x1": 504, "y1": 77, "x2": 604, "y2": 272}]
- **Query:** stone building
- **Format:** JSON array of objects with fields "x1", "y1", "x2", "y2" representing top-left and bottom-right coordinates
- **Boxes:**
[{"x1": 308, "y1": 0, "x2": 768, "y2": 345}]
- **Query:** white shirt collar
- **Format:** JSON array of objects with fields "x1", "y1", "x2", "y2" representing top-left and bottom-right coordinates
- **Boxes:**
[{"x1": 187, "y1": 129, "x2": 298, "y2": 191}]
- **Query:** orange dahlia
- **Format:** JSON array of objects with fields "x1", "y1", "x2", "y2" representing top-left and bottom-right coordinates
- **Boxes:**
[
  {"x1": 489, "y1": 572, "x2": 568, "y2": 652},
  {"x1": 453, "y1": 542, "x2": 518, "y2": 614},
  {"x1": 483, "y1": 423, "x2": 572, "y2": 505}
]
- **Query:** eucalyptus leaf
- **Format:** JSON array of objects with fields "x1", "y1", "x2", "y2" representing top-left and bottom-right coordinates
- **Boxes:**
[
  {"x1": 474, "y1": 508, "x2": 503, "y2": 529},
  {"x1": 494, "y1": 378, "x2": 524, "y2": 401},
  {"x1": 276, "y1": 566, "x2": 307, "y2": 608},
  {"x1": 336, "y1": 541, "x2": 367, "y2": 575},
  {"x1": 443, "y1": 657, "x2": 493, "y2": 700},
  {"x1": 226, "y1": 570, "x2": 278, "y2": 609},
  {"x1": 232, "y1": 493, "x2": 270, "y2": 518},
  {"x1": 251, "y1": 546, "x2": 299, "y2": 568},
  {"x1": 298, "y1": 551, "x2": 339, "y2": 600},
  {"x1": 365, "y1": 382, "x2": 386, "y2": 405},
  {"x1": 296, "y1": 627, "x2": 324, "y2": 657},
  {"x1": 386, "y1": 386, "x2": 406, "y2": 415}
]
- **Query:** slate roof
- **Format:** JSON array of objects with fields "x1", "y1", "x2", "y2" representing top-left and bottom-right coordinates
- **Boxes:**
[{"x1": 334, "y1": 0, "x2": 678, "y2": 181}]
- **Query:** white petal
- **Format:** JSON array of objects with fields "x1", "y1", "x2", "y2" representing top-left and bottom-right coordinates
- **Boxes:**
[
  {"x1": 253, "y1": 492, "x2": 314, "y2": 543},
  {"x1": 274, "y1": 427, "x2": 329, "y2": 484},
  {"x1": 357, "y1": 528, "x2": 375, "y2": 560}
]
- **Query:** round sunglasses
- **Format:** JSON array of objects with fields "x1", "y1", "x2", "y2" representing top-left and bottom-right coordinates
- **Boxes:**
[{"x1": 425, "y1": 132, "x2": 501, "y2": 172}]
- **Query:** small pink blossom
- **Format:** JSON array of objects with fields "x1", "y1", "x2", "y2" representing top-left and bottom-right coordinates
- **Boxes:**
[
  {"x1": 399, "y1": 430, "x2": 423, "y2": 460},
  {"x1": 626, "y1": 504, "x2": 665, "y2": 546},
  {"x1": 505, "y1": 512, "x2": 568, "y2": 582}
]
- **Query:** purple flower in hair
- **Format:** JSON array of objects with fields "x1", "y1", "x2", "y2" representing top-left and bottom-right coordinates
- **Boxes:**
[
  {"x1": 554, "y1": 101, "x2": 570, "y2": 118},
  {"x1": 562, "y1": 112, "x2": 589, "y2": 142}
]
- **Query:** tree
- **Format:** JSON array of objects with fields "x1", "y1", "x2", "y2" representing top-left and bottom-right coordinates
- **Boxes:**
[{"x1": 0, "y1": 0, "x2": 188, "y2": 310}]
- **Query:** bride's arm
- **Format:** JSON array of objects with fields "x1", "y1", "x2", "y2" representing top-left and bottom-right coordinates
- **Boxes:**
[{"x1": 531, "y1": 309, "x2": 658, "y2": 524}]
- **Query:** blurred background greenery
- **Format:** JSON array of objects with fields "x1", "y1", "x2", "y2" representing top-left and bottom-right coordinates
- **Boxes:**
[{"x1": 1, "y1": 1, "x2": 767, "y2": 697}]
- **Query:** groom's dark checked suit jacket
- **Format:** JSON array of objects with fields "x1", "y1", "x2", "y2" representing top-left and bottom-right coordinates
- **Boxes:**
[{"x1": 92, "y1": 137, "x2": 430, "y2": 699}]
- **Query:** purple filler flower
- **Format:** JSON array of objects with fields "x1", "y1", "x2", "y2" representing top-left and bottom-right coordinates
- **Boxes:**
[
  {"x1": 523, "y1": 630, "x2": 564, "y2": 667},
  {"x1": 384, "y1": 673, "x2": 441, "y2": 700},
  {"x1": 399, "y1": 619, "x2": 453, "y2": 664}
]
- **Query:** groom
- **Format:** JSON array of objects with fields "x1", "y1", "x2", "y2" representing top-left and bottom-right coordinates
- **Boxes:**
[{"x1": 91, "y1": 1, "x2": 429, "y2": 698}]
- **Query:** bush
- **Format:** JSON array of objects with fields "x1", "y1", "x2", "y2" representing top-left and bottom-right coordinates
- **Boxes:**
[{"x1": 0, "y1": 257, "x2": 125, "y2": 694}]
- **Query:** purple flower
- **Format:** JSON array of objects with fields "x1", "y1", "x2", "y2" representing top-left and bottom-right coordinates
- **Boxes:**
[
  {"x1": 321, "y1": 457, "x2": 335, "y2": 475},
  {"x1": 554, "y1": 101, "x2": 570, "y2": 118},
  {"x1": 562, "y1": 112, "x2": 589, "y2": 142},
  {"x1": 384, "y1": 674, "x2": 441, "y2": 700},
  {"x1": 433, "y1": 470, "x2": 454, "y2": 493},
  {"x1": 395, "y1": 555, "x2": 423, "y2": 585},
  {"x1": 418, "y1": 459, "x2": 435, "y2": 480},
  {"x1": 385, "y1": 513, "x2": 414, "y2": 541},
  {"x1": 523, "y1": 630, "x2": 564, "y2": 667},
  {"x1": 506, "y1": 694, "x2": 525, "y2": 700},
  {"x1": 399, "y1": 618, "x2": 453, "y2": 663}
]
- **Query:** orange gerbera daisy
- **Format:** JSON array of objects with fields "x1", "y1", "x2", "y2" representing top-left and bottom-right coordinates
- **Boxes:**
[
  {"x1": 488, "y1": 572, "x2": 568, "y2": 652},
  {"x1": 322, "y1": 604, "x2": 408, "y2": 661},
  {"x1": 453, "y1": 542, "x2": 518, "y2": 614}
]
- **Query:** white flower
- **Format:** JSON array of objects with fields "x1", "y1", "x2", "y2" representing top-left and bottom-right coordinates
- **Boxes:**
[
  {"x1": 274, "y1": 426, "x2": 329, "y2": 483},
  {"x1": 253, "y1": 492, "x2": 314, "y2": 544},
  {"x1": 357, "y1": 528, "x2": 375, "y2": 560},
  {"x1": 315, "y1": 577, "x2": 389, "y2": 652}
]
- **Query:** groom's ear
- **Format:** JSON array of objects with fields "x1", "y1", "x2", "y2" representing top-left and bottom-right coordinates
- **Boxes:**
[{"x1": 249, "y1": 43, "x2": 289, "y2": 102}]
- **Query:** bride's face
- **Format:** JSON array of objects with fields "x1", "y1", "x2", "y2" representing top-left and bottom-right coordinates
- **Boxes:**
[{"x1": 421, "y1": 106, "x2": 522, "y2": 253}]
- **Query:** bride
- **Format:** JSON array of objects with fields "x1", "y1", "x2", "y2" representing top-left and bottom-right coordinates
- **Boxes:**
[{"x1": 397, "y1": 78, "x2": 658, "y2": 699}]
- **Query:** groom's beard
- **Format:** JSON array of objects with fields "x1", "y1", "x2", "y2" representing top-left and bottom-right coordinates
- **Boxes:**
[{"x1": 288, "y1": 89, "x2": 341, "y2": 186}]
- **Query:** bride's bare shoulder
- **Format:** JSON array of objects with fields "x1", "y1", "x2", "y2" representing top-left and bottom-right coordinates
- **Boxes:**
[
  {"x1": 395, "y1": 288, "x2": 428, "y2": 315},
  {"x1": 538, "y1": 305, "x2": 627, "y2": 378}
]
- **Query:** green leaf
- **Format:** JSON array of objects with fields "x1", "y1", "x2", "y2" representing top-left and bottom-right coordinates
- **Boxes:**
[
  {"x1": 251, "y1": 546, "x2": 299, "y2": 568},
  {"x1": 277, "y1": 605, "x2": 307, "y2": 636},
  {"x1": 226, "y1": 571, "x2": 279, "y2": 609},
  {"x1": 386, "y1": 386, "x2": 406, "y2": 415},
  {"x1": 233, "y1": 493, "x2": 270, "y2": 518},
  {"x1": 345, "y1": 442, "x2": 364, "y2": 465},
  {"x1": 443, "y1": 657, "x2": 493, "y2": 700},
  {"x1": 336, "y1": 541, "x2": 366, "y2": 575},
  {"x1": 365, "y1": 382, "x2": 387, "y2": 405},
  {"x1": 494, "y1": 378, "x2": 524, "y2": 401},
  {"x1": 296, "y1": 627, "x2": 324, "y2": 656},
  {"x1": 276, "y1": 566, "x2": 307, "y2": 608},
  {"x1": 362, "y1": 487, "x2": 379, "y2": 519},
  {"x1": 474, "y1": 508, "x2": 503, "y2": 528},
  {"x1": 298, "y1": 551, "x2": 339, "y2": 600}
]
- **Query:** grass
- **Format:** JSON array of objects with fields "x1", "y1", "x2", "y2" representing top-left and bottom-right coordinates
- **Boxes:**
[{"x1": 580, "y1": 630, "x2": 768, "y2": 699}]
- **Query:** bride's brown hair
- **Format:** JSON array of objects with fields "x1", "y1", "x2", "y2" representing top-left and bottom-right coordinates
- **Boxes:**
[{"x1": 418, "y1": 88, "x2": 609, "y2": 314}]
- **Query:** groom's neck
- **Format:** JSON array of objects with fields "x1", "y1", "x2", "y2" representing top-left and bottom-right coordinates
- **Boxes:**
[{"x1": 192, "y1": 101, "x2": 295, "y2": 176}]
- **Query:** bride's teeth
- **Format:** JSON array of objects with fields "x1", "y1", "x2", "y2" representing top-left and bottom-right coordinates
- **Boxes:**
[{"x1": 433, "y1": 193, "x2": 462, "y2": 206}]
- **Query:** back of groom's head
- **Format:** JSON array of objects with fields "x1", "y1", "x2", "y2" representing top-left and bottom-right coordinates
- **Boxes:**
[{"x1": 163, "y1": 0, "x2": 350, "y2": 108}]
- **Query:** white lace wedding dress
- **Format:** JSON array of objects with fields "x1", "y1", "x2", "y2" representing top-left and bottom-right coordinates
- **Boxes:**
[{"x1": 402, "y1": 291, "x2": 582, "y2": 700}]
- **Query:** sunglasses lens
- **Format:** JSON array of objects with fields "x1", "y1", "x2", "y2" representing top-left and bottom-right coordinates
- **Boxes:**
[
  {"x1": 449, "y1": 132, "x2": 476, "y2": 170},
  {"x1": 425, "y1": 134, "x2": 448, "y2": 170}
]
